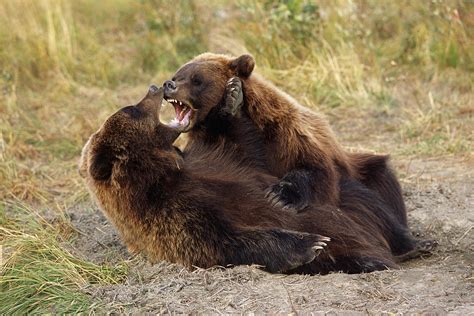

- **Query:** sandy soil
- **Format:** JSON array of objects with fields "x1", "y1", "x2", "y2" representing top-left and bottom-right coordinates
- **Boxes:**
[{"x1": 68, "y1": 157, "x2": 473, "y2": 314}]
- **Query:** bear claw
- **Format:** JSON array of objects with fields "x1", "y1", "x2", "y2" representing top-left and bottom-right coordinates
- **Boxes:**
[
  {"x1": 223, "y1": 77, "x2": 243, "y2": 117},
  {"x1": 395, "y1": 238, "x2": 438, "y2": 262},
  {"x1": 265, "y1": 181, "x2": 309, "y2": 212}
]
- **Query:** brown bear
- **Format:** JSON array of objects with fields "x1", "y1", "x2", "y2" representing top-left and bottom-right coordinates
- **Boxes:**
[
  {"x1": 79, "y1": 86, "x2": 331, "y2": 273},
  {"x1": 162, "y1": 53, "x2": 435, "y2": 258},
  {"x1": 79, "y1": 86, "x2": 400, "y2": 274}
]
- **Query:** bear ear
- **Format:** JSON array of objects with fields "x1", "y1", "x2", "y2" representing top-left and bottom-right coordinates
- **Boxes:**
[
  {"x1": 89, "y1": 145, "x2": 116, "y2": 181},
  {"x1": 229, "y1": 54, "x2": 255, "y2": 78}
]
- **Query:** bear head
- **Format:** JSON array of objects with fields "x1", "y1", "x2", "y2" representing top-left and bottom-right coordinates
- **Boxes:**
[
  {"x1": 79, "y1": 86, "x2": 182, "y2": 183},
  {"x1": 162, "y1": 53, "x2": 255, "y2": 132}
]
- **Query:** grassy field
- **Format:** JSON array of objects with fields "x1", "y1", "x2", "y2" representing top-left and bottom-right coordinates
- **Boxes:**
[{"x1": 0, "y1": 0, "x2": 472, "y2": 313}]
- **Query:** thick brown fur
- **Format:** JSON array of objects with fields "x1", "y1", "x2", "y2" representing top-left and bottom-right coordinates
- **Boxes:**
[
  {"x1": 80, "y1": 87, "x2": 398, "y2": 274},
  {"x1": 163, "y1": 53, "x2": 434, "y2": 258}
]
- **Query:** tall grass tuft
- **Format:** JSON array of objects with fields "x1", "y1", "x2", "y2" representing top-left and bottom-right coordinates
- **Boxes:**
[{"x1": 0, "y1": 201, "x2": 128, "y2": 314}]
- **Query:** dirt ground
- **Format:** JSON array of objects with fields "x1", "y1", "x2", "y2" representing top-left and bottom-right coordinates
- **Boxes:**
[{"x1": 68, "y1": 157, "x2": 473, "y2": 314}]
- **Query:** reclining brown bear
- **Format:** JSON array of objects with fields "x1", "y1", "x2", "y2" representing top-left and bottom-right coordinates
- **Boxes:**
[
  {"x1": 162, "y1": 53, "x2": 435, "y2": 259},
  {"x1": 79, "y1": 86, "x2": 401, "y2": 274}
]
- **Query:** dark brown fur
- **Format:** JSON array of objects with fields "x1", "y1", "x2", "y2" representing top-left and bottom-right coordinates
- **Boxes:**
[
  {"x1": 80, "y1": 87, "x2": 398, "y2": 274},
  {"x1": 163, "y1": 53, "x2": 432, "y2": 258}
]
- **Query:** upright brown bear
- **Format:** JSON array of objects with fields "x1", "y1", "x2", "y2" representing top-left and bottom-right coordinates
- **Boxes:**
[
  {"x1": 162, "y1": 53, "x2": 435, "y2": 258},
  {"x1": 79, "y1": 86, "x2": 401, "y2": 274}
]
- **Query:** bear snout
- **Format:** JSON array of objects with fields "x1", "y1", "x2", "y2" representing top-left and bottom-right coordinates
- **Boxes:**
[
  {"x1": 163, "y1": 80, "x2": 177, "y2": 93},
  {"x1": 149, "y1": 84, "x2": 161, "y2": 96}
]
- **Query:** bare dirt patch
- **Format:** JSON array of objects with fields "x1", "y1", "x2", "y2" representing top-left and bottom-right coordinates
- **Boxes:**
[{"x1": 68, "y1": 158, "x2": 473, "y2": 314}]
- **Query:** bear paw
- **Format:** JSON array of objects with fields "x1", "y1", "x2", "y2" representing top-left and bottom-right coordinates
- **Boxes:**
[
  {"x1": 302, "y1": 237, "x2": 330, "y2": 264},
  {"x1": 416, "y1": 239, "x2": 438, "y2": 253},
  {"x1": 265, "y1": 180, "x2": 309, "y2": 212},
  {"x1": 222, "y1": 77, "x2": 243, "y2": 117},
  {"x1": 395, "y1": 238, "x2": 438, "y2": 262},
  {"x1": 283, "y1": 233, "x2": 330, "y2": 271}
]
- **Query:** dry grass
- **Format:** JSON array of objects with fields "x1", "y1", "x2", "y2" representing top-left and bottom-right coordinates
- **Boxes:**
[
  {"x1": 0, "y1": 0, "x2": 472, "y2": 313},
  {"x1": 0, "y1": 201, "x2": 128, "y2": 313}
]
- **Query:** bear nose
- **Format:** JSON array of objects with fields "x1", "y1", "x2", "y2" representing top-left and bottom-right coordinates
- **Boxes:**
[
  {"x1": 163, "y1": 80, "x2": 176, "y2": 92},
  {"x1": 149, "y1": 84, "x2": 160, "y2": 95}
]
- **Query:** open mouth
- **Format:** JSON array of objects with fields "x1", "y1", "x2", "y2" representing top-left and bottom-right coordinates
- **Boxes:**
[{"x1": 165, "y1": 98, "x2": 194, "y2": 130}]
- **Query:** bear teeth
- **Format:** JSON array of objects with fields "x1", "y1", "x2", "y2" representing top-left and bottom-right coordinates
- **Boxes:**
[{"x1": 167, "y1": 99, "x2": 184, "y2": 106}]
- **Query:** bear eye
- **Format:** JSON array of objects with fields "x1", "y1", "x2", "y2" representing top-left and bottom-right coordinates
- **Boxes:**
[{"x1": 191, "y1": 75, "x2": 202, "y2": 86}]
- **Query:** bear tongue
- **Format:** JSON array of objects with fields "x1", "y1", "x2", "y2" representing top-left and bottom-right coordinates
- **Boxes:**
[
  {"x1": 175, "y1": 104, "x2": 191, "y2": 122},
  {"x1": 174, "y1": 103, "x2": 183, "y2": 119},
  {"x1": 173, "y1": 103, "x2": 187, "y2": 122},
  {"x1": 178, "y1": 107, "x2": 188, "y2": 122},
  {"x1": 181, "y1": 110, "x2": 191, "y2": 127},
  {"x1": 167, "y1": 110, "x2": 191, "y2": 129}
]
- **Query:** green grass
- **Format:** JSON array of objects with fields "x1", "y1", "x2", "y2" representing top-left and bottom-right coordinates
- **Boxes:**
[
  {"x1": 0, "y1": 201, "x2": 127, "y2": 314},
  {"x1": 0, "y1": 0, "x2": 472, "y2": 313}
]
